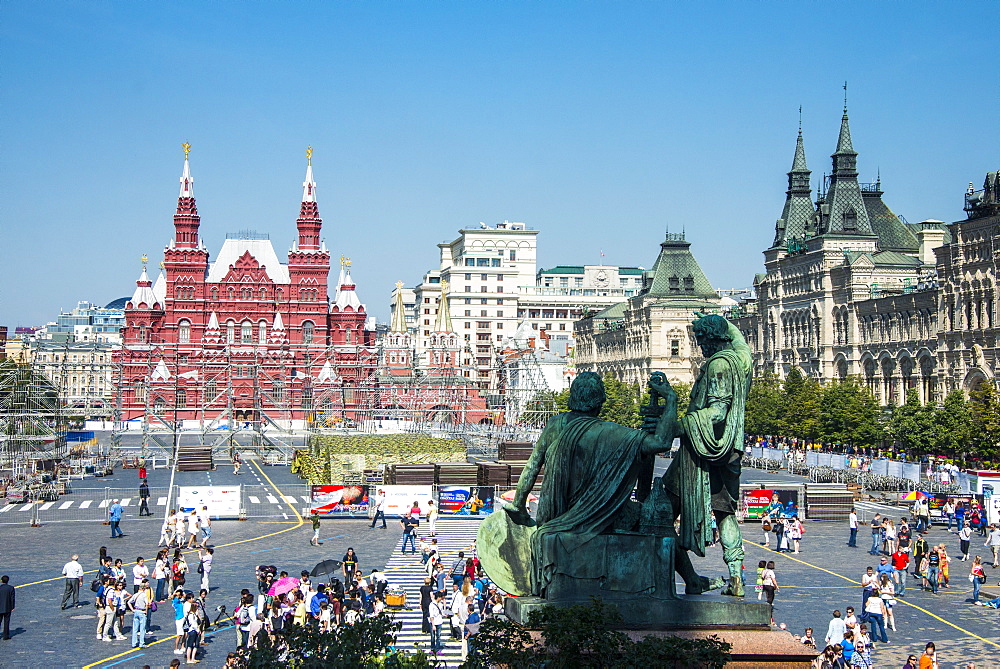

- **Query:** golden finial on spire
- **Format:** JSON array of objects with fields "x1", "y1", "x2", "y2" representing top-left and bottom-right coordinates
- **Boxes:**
[
  {"x1": 159, "y1": 261, "x2": 165, "y2": 270},
  {"x1": 340, "y1": 255, "x2": 351, "y2": 268},
  {"x1": 182, "y1": 142, "x2": 191, "y2": 159},
  {"x1": 440, "y1": 279, "x2": 449, "y2": 293},
  {"x1": 141, "y1": 253, "x2": 148, "y2": 269},
  {"x1": 395, "y1": 280, "x2": 404, "y2": 291},
  {"x1": 306, "y1": 146, "x2": 313, "y2": 165}
]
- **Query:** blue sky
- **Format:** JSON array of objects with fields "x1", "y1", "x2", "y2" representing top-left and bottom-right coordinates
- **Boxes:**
[{"x1": 2, "y1": 1, "x2": 997, "y2": 327}]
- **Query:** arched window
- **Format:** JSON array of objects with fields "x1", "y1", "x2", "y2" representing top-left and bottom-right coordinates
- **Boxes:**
[
  {"x1": 178, "y1": 319, "x2": 191, "y2": 344},
  {"x1": 138, "y1": 324, "x2": 147, "y2": 343},
  {"x1": 302, "y1": 321, "x2": 315, "y2": 345},
  {"x1": 259, "y1": 321, "x2": 268, "y2": 345},
  {"x1": 241, "y1": 321, "x2": 253, "y2": 344},
  {"x1": 226, "y1": 321, "x2": 235, "y2": 344},
  {"x1": 210, "y1": 287, "x2": 218, "y2": 301},
  {"x1": 346, "y1": 329, "x2": 353, "y2": 343}
]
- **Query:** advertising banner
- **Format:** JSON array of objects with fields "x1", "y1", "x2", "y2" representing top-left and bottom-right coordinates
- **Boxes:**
[
  {"x1": 177, "y1": 485, "x2": 241, "y2": 518},
  {"x1": 438, "y1": 486, "x2": 496, "y2": 515},
  {"x1": 742, "y1": 488, "x2": 800, "y2": 519},
  {"x1": 310, "y1": 485, "x2": 370, "y2": 516},
  {"x1": 380, "y1": 485, "x2": 435, "y2": 517}
]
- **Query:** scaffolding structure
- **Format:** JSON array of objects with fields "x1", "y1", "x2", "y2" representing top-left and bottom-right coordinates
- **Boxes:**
[{"x1": 0, "y1": 359, "x2": 67, "y2": 476}]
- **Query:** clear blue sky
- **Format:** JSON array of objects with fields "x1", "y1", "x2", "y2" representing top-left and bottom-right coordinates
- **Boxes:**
[{"x1": 2, "y1": 1, "x2": 997, "y2": 327}]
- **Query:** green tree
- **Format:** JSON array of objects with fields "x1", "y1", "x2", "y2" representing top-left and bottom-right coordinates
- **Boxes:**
[
  {"x1": 968, "y1": 381, "x2": 1000, "y2": 462},
  {"x1": 745, "y1": 371, "x2": 783, "y2": 436},
  {"x1": 819, "y1": 377, "x2": 884, "y2": 447},
  {"x1": 238, "y1": 615, "x2": 427, "y2": 669},
  {"x1": 932, "y1": 389, "x2": 970, "y2": 458},
  {"x1": 521, "y1": 390, "x2": 559, "y2": 426},
  {"x1": 886, "y1": 389, "x2": 937, "y2": 455},
  {"x1": 778, "y1": 369, "x2": 823, "y2": 440},
  {"x1": 597, "y1": 374, "x2": 642, "y2": 428},
  {"x1": 464, "y1": 599, "x2": 731, "y2": 669}
]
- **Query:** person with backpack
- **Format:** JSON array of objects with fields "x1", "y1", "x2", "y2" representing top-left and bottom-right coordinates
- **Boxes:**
[
  {"x1": 450, "y1": 551, "x2": 466, "y2": 588},
  {"x1": 235, "y1": 593, "x2": 256, "y2": 648},
  {"x1": 184, "y1": 600, "x2": 202, "y2": 663}
]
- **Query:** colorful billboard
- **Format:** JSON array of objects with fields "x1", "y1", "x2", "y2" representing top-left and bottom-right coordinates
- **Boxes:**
[
  {"x1": 742, "y1": 489, "x2": 800, "y2": 519},
  {"x1": 310, "y1": 485, "x2": 370, "y2": 516},
  {"x1": 438, "y1": 486, "x2": 496, "y2": 515},
  {"x1": 177, "y1": 486, "x2": 241, "y2": 518}
]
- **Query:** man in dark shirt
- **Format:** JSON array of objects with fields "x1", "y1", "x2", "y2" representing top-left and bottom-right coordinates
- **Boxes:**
[
  {"x1": 400, "y1": 513, "x2": 419, "y2": 554},
  {"x1": 912, "y1": 535, "x2": 929, "y2": 577},
  {"x1": 0, "y1": 575, "x2": 15, "y2": 640},
  {"x1": 926, "y1": 548, "x2": 940, "y2": 593},
  {"x1": 869, "y1": 514, "x2": 882, "y2": 555}
]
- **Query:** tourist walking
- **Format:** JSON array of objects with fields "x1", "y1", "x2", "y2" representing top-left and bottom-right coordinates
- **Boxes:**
[
  {"x1": 61, "y1": 554, "x2": 84, "y2": 609},
  {"x1": 127, "y1": 581, "x2": 152, "y2": 648},
  {"x1": 198, "y1": 548, "x2": 213, "y2": 591},
  {"x1": 199, "y1": 506, "x2": 212, "y2": 546},
  {"x1": 369, "y1": 490, "x2": 387, "y2": 529},
  {"x1": 310, "y1": 511, "x2": 322, "y2": 546},
  {"x1": 342, "y1": 547, "x2": 359, "y2": 583},
  {"x1": 427, "y1": 500, "x2": 438, "y2": 537},
  {"x1": 132, "y1": 557, "x2": 149, "y2": 593},
  {"x1": 926, "y1": 546, "x2": 940, "y2": 593},
  {"x1": 761, "y1": 560, "x2": 778, "y2": 625},
  {"x1": 860, "y1": 566, "x2": 877, "y2": 609},
  {"x1": 400, "y1": 512, "x2": 419, "y2": 554},
  {"x1": 761, "y1": 513, "x2": 773, "y2": 548},
  {"x1": 232, "y1": 451, "x2": 242, "y2": 475},
  {"x1": 0, "y1": 575, "x2": 14, "y2": 640},
  {"x1": 970, "y1": 556, "x2": 986, "y2": 603},
  {"x1": 890, "y1": 547, "x2": 909, "y2": 596},
  {"x1": 847, "y1": 508, "x2": 858, "y2": 547},
  {"x1": 868, "y1": 514, "x2": 882, "y2": 555},
  {"x1": 184, "y1": 601, "x2": 202, "y2": 663},
  {"x1": 428, "y1": 590, "x2": 446, "y2": 655},
  {"x1": 959, "y1": 521, "x2": 973, "y2": 560},
  {"x1": 788, "y1": 515, "x2": 803, "y2": 553},
  {"x1": 877, "y1": 573, "x2": 896, "y2": 631},
  {"x1": 109, "y1": 500, "x2": 124, "y2": 538},
  {"x1": 912, "y1": 534, "x2": 929, "y2": 575},
  {"x1": 985, "y1": 523, "x2": 1000, "y2": 566},
  {"x1": 138, "y1": 480, "x2": 152, "y2": 516}
]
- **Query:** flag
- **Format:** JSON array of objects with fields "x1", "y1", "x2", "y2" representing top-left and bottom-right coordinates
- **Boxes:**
[{"x1": 600, "y1": 250, "x2": 605, "y2": 257}]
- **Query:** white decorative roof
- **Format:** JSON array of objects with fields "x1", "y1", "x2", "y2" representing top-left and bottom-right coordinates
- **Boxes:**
[
  {"x1": 205, "y1": 238, "x2": 291, "y2": 284},
  {"x1": 179, "y1": 158, "x2": 194, "y2": 198},
  {"x1": 130, "y1": 269, "x2": 159, "y2": 307},
  {"x1": 151, "y1": 358, "x2": 171, "y2": 381},
  {"x1": 152, "y1": 272, "x2": 167, "y2": 304},
  {"x1": 333, "y1": 268, "x2": 364, "y2": 311},
  {"x1": 272, "y1": 311, "x2": 285, "y2": 330},
  {"x1": 316, "y1": 361, "x2": 336, "y2": 383},
  {"x1": 206, "y1": 311, "x2": 220, "y2": 330},
  {"x1": 178, "y1": 370, "x2": 199, "y2": 380},
  {"x1": 302, "y1": 164, "x2": 317, "y2": 203}
]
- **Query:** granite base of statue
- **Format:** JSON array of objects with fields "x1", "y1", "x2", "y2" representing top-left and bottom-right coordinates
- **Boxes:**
[{"x1": 477, "y1": 318, "x2": 816, "y2": 666}]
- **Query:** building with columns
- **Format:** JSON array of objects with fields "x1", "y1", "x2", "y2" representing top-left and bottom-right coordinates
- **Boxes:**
[
  {"x1": 731, "y1": 104, "x2": 998, "y2": 403},
  {"x1": 114, "y1": 147, "x2": 378, "y2": 428}
]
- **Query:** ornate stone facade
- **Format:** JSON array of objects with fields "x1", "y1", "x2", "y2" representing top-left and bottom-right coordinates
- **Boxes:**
[
  {"x1": 573, "y1": 232, "x2": 722, "y2": 387},
  {"x1": 732, "y1": 107, "x2": 998, "y2": 402}
]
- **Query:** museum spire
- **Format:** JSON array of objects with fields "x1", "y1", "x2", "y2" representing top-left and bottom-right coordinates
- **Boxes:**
[
  {"x1": 173, "y1": 142, "x2": 201, "y2": 249},
  {"x1": 296, "y1": 146, "x2": 322, "y2": 251}
]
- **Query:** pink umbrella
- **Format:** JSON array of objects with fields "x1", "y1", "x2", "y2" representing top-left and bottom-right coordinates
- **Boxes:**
[{"x1": 267, "y1": 576, "x2": 301, "y2": 597}]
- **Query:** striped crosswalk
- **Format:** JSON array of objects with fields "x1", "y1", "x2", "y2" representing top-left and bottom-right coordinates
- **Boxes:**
[{"x1": 381, "y1": 518, "x2": 484, "y2": 665}]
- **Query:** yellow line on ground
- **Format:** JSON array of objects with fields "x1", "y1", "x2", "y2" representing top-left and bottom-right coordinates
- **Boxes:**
[
  {"x1": 80, "y1": 462, "x2": 303, "y2": 669},
  {"x1": 16, "y1": 463, "x2": 304, "y2": 590},
  {"x1": 80, "y1": 616, "x2": 236, "y2": 669},
  {"x1": 749, "y1": 541, "x2": 1000, "y2": 649}
]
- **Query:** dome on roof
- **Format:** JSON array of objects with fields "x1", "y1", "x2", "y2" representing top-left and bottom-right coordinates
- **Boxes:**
[{"x1": 105, "y1": 297, "x2": 131, "y2": 309}]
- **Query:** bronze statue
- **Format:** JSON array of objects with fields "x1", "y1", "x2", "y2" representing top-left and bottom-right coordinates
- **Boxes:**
[{"x1": 647, "y1": 313, "x2": 753, "y2": 596}]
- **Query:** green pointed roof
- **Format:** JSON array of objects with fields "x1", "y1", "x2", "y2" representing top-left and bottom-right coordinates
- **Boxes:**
[
  {"x1": 862, "y1": 190, "x2": 918, "y2": 253},
  {"x1": 644, "y1": 232, "x2": 719, "y2": 300},
  {"x1": 773, "y1": 128, "x2": 814, "y2": 248},
  {"x1": 834, "y1": 111, "x2": 857, "y2": 157}
]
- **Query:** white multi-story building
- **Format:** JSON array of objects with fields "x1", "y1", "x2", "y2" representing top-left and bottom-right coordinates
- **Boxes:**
[{"x1": 390, "y1": 221, "x2": 644, "y2": 388}]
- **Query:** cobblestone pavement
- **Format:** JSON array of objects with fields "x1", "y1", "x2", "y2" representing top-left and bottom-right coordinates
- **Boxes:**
[{"x1": 1, "y1": 464, "x2": 998, "y2": 668}]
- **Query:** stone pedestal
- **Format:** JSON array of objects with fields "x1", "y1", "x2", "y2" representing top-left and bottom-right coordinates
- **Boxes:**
[
  {"x1": 506, "y1": 592, "x2": 771, "y2": 629},
  {"x1": 622, "y1": 629, "x2": 818, "y2": 668}
]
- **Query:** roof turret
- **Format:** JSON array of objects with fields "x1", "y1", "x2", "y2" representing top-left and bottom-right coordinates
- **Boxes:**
[
  {"x1": 129, "y1": 260, "x2": 160, "y2": 308},
  {"x1": 296, "y1": 146, "x2": 322, "y2": 251},
  {"x1": 433, "y1": 280, "x2": 454, "y2": 333},
  {"x1": 332, "y1": 258, "x2": 364, "y2": 312},
  {"x1": 173, "y1": 142, "x2": 200, "y2": 249},
  {"x1": 772, "y1": 115, "x2": 815, "y2": 248}
]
